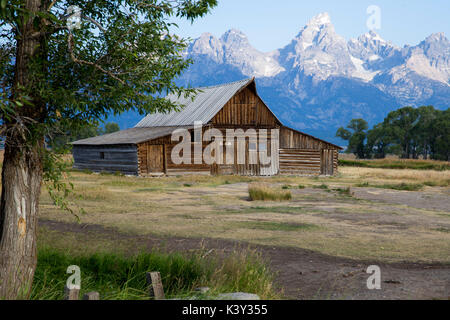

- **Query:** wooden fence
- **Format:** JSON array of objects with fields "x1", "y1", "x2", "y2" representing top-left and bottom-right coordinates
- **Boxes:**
[{"x1": 64, "y1": 271, "x2": 165, "y2": 300}]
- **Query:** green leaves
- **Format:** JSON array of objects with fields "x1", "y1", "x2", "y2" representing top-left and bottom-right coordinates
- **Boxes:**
[
  {"x1": 1, "y1": 0, "x2": 218, "y2": 215},
  {"x1": 337, "y1": 106, "x2": 449, "y2": 161},
  {"x1": 336, "y1": 119, "x2": 369, "y2": 159}
]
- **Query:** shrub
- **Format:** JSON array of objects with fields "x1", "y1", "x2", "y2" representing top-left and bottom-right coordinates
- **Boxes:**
[{"x1": 248, "y1": 183, "x2": 292, "y2": 201}]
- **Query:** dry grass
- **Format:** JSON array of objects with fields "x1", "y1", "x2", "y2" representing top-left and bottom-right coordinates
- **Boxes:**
[
  {"x1": 35, "y1": 165, "x2": 450, "y2": 264},
  {"x1": 340, "y1": 167, "x2": 450, "y2": 187},
  {"x1": 0, "y1": 151, "x2": 447, "y2": 264},
  {"x1": 340, "y1": 158, "x2": 450, "y2": 171},
  {"x1": 248, "y1": 183, "x2": 292, "y2": 201}
]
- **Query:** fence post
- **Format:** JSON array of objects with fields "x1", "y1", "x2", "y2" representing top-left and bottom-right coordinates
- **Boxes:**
[
  {"x1": 83, "y1": 292, "x2": 100, "y2": 300},
  {"x1": 64, "y1": 285, "x2": 80, "y2": 300},
  {"x1": 146, "y1": 272, "x2": 165, "y2": 300}
]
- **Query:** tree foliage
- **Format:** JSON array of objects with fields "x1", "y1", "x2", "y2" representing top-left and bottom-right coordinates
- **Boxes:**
[
  {"x1": 0, "y1": 0, "x2": 217, "y2": 299},
  {"x1": 337, "y1": 106, "x2": 449, "y2": 161},
  {"x1": 1, "y1": 0, "x2": 217, "y2": 204},
  {"x1": 336, "y1": 119, "x2": 368, "y2": 159}
]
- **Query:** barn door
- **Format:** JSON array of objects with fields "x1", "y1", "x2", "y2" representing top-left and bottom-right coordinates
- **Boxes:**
[
  {"x1": 147, "y1": 145, "x2": 164, "y2": 173},
  {"x1": 321, "y1": 149, "x2": 334, "y2": 176}
]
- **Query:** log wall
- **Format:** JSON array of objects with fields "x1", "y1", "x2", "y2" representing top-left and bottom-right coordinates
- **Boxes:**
[
  {"x1": 279, "y1": 149, "x2": 321, "y2": 175},
  {"x1": 280, "y1": 127, "x2": 340, "y2": 150},
  {"x1": 72, "y1": 145, "x2": 138, "y2": 175}
]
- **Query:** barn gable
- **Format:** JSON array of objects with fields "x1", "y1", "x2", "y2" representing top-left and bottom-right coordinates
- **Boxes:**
[
  {"x1": 211, "y1": 86, "x2": 281, "y2": 127},
  {"x1": 135, "y1": 78, "x2": 281, "y2": 128}
]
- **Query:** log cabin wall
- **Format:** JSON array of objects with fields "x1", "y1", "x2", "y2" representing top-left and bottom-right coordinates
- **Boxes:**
[
  {"x1": 279, "y1": 127, "x2": 340, "y2": 176},
  {"x1": 72, "y1": 144, "x2": 138, "y2": 175}
]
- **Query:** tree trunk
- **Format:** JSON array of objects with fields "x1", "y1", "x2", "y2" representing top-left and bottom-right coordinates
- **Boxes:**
[
  {"x1": 0, "y1": 140, "x2": 43, "y2": 299},
  {"x1": 0, "y1": 0, "x2": 47, "y2": 299}
]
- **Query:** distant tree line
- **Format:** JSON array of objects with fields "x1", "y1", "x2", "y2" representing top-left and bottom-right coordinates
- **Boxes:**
[
  {"x1": 336, "y1": 106, "x2": 449, "y2": 161},
  {"x1": 48, "y1": 122, "x2": 120, "y2": 151}
]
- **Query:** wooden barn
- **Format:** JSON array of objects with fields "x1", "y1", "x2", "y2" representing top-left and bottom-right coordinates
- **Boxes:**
[{"x1": 72, "y1": 78, "x2": 342, "y2": 176}]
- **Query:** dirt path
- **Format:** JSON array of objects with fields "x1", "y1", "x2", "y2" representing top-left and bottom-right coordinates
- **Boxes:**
[{"x1": 40, "y1": 219, "x2": 450, "y2": 300}]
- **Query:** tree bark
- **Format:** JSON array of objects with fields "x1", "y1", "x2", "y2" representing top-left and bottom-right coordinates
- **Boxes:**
[
  {"x1": 0, "y1": 0, "x2": 47, "y2": 299},
  {"x1": 0, "y1": 140, "x2": 43, "y2": 299}
]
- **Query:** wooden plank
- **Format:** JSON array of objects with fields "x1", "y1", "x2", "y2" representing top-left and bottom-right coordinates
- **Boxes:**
[
  {"x1": 146, "y1": 272, "x2": 165, "y2": 300},
  {"x1": 83, "y1": 292, "x2": 100, "y2": 300},
  {"x1": 64, "y1": 285, "x2": 79, "y2": 300}
]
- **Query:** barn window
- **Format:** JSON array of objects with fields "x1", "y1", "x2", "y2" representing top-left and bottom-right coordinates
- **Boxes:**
[{"x1": 100, "y1": 152, "x2": 105, "y2": 159}]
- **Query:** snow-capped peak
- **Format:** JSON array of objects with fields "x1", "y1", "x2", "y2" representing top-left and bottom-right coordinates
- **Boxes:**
[
  {"x1": 424, "y1": 32, "x2": 448, "y2": 43},
  {"x1": 363, "y1": 30, "x2": 386, "y2": 43},
  {"x1": 221, "y1": 29, "x2": 248, "y2": 42},
  {"x1": 307, "y1": 12, "x2": 332, "y2": 27}
]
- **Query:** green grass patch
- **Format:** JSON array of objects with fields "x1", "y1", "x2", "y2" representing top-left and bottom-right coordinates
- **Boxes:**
[
  {"x1": 247, "y1": 206, "x2": 306, "y2": 215},
  {"x1": 313, "y1": 184, "x2": 329, "y2": 190},
  {"x1": 282, "y1": 184, "x2": 306, "y2": 190},
  {"x1": 357, "y1": 182, "x2": 423, "y2": 191},
  {"x1": 332, "y1": 187, "x2": 352, "y2": 196},
  {"x1": 238, "y1": 221, "x2": 318, "y2": 232},
  {"x1": 356, "y1": 182, "x2": 370, "y2": 187},
  {"x1": 134, "y1": 187, "x2": 166, "y2": 193},
  {"x1": 433, "y1": 227, "x2": 450, "y2": 233},
  {"x1": 339, "y1": 159, "x2": 450, "y2": 171},
  {"x1": 248, "y1": 183, "x2": 292, "y2": 201},
  {"x1": 423, "y1": 180, "x2": 450, "y2": 187},
  {"x1": 31, "y1": 246, "x2": 279, "y2": 300}
]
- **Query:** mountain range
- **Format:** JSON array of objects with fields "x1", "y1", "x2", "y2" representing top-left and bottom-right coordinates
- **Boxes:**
[{"x1": 113, "y1": 12, "x2": 450, "y2": 145}]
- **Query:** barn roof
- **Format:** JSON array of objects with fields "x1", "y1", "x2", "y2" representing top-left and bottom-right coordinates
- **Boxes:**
[
  {"x1": 72, "y1": 79, "x2": 339, "y2": 149},
  {"x1": 135, "y1": 78, "x2": 281, "y2": 127},
  {"x1": 71, "y1": 126, "x2": 191, "y2": 146}
]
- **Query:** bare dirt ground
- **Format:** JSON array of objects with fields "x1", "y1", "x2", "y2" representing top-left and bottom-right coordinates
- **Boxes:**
[{"x1": 40, "y1": 218, "x2": 450, "y2": 300}]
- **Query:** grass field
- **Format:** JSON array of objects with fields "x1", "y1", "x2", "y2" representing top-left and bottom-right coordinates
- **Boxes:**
[
  {"x1": 1, "y1": 152, "x2": 449, "y2": 299},
  {"x1": 35, "y1": 161, "x2": 450, "y2": 264},
  {"x1": 339, "y1": 158, "x2": 450, "y2": 171}
]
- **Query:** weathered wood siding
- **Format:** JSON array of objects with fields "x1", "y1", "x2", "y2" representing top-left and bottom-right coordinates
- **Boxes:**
[
  {"x1": 280, "y1": 127, "x2": 339, "y2": 150},
  {"x1": 137, "y1": 127, "x2": 280, "y2": 177},
  {"x1": 72, "y1": 145, "x2": 138, "y2": 175},
  {"x1": 211, "y1": 87, "x2": 280, "y2": 127},
  {"x1": 279, "y1": 149, "x2": 321, "y2": 175},
  {"x1": 279, "y1": 127, "x2": 340, "y2": 176}
]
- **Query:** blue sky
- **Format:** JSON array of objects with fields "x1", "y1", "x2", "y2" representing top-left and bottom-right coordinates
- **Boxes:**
[{"x1": 172, "y1": 0, "x2": 450, "y2": 52}]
